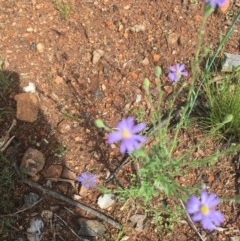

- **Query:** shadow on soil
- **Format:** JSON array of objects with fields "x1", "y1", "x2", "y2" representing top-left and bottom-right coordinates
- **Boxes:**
[{"x1": 0, "y1": 70, "x2": 117, "y2": 240}]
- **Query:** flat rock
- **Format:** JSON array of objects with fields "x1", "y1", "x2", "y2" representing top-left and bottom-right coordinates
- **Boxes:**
[
  {"x1": 130, "y1": 214, "x2": 147, "y2": 231},
  {"x1": 97, "y1": 193, "x2": 116, "y2": 209},
  {"x1": 14, "y1": 93, "x2": 38, "y2": 122},
  {"x1": 20, "y1": 147, "x2": 45, "y2": 177},
  {"x1": 79, "y1": 185, "x2": 89, "y2": 197},
  {"x1": 36, "y1": 43, "x2": 44, "y2": 53},
  {"x1": 61, "y1": 166, "x2": 77, "y2": 180},
  {"x1": 23, "y1": 82, "x2": 36, "y2": 93},
  {"x1": 24, "y1": 192, "x2": 41, "y2": 207},
  {"x1": 54, "y1": 75, "x2": 64, "y2": 84},
  {"x1": 78, "y1": 218, "x2": 106, "y2": 237},
  {"x1": 27, "y1": 217, "x2": 44, "y2": 241},
  {"x1": 222, "y1": 52, "x2": 240, "y2": 72},
  {"x1": 41, "y1": 164, "x2": 63, "y2": 178},
  {"x1": 231, "y1": 237, "x2": 240, "y2": 241},
  {"x1": 41, "y1": 210, "x2": 53, "y2": 221},
  {"x1": 163, "y1": 85, "x2": 173, "y2": 94},
  {"x1": 92, "y1": 49, "x2": 104, "y2": 64},
  {"x1": 57, "y1": 120, "x2": 72, "y2": 134},
  {"x1": 142, "y1": 57, "x2": 149, "y2": 65},
  {"x1": 129, "y1": 24, "x2": 146, "y2": 33},
  {"x1": 167, "y1": 32, "x2": 179, "y2": 45}
]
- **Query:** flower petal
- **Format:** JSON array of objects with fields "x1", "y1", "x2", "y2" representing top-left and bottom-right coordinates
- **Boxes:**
[
  {"x1": 125, "y1": 117, "x2": 134, "y2": 127},
  {"x1": 131, "y1": 139, "x2": 141, "y2": 149},
  {"x1": 121, "y1": 139, "x2": 135, "y2": 153},
  {"x1": 186, "y1": 196, "x2": 201, "y2": 214},
  {"x1": 168, "y1": 65, "x2": 177, "y2": 72},
  {"x1": 132, "y1": 134, "x2": 146, "y2": 143},
  {"x1": 218, "y1": 0, "x2": 227, "y2": 7},
  {"x1": 117, "y1": 118, "x2": 128, "y2": 129},
  {"x1": 205, "y1": 193, "x2": 220, "y2": 207},
  {"x1": 201, "y1": 217, "x2": 215, "y2": 231},
  {"x1": 177, "y1": 64, "x2": 185, "y2": 71},
  {"x1": 192, "y1": 212, "x2": 203, "y2": 222},
  {"x1": 209, "y1": 210, "x2": 224, "y2": 226},
  {"x1": 168, "y1": 73, "x2": 178, "y2": 82},
  {"x1": 181, "y1": 71, "x2": 188, "y2": 77},
  {"x1": 120, "y1": 141, "x2": 128, "y2": 153},
  {"x1": 205, "y1": 0, "x2": 225, "y2": 8},
  {"x1": 131, "y1": 123, "x2": 146, "y2": 133},
  {"x1": 108, "y1": 131, "x2": 122, "y2": 143},
  {"x1": 200, "y1": 190, "x2": 209, "y2": 204}
]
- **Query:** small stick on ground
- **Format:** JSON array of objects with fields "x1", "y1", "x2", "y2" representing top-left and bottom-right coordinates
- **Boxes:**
[
  {"x1": 46, "y1": 177, "x2": 75, "y2": 188},
  {"x1": 55, "y1": 213, "x2": 84, "y2": 241},
  {"x1": 179, "y1": 199, "x2": 206, "y2": 241}
]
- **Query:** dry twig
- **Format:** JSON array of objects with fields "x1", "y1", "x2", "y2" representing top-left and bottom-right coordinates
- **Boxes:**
[
  {"x1": 179, "y1": 199, "x2": 206, "y2": 241},
  {"x1": 54, "y1": 213, "x2": 83, "y2": 240}
]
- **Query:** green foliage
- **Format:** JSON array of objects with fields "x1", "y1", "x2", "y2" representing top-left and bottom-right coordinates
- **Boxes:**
[
  {"x1": 93, "y1": 8, "x2": 240, "y2": 234},
  {"x1": 0, "y1": 154, "x2": 15, "y2": 213},
  {"x1": 0, "y1": 217, "x2": 15, "y2": 237},
  {"x1": 0, "y1": 68, "x2": 13, "y2": 98},
  {"x1": 54, "y1": 0, "x2": 71, "y2": 19},
  {"x1": 149, "y1": 202, "x2": 184, "y2": 233},
  {"x1": 0, "y1": 67, "x2": 14, "y2": 124},
  {"x1": 187, "y1": 11, "x2": 240, "y2": 118},
  {"x1": 0, "y1": 108, "x2": 12, "y2": 124},
  {"x1": 0, "y1": 153, "x2": 16, "y2": 237},
  {"x1": 0, "y1": 65, "x2": 15, "y2": 221},
  {"x1": 109, "y1": 65, "x2": 240, "y2": 231},
  {"x1": 53, "y1": 144, "x2": 69, "y2": 157},
  {"x1": 204, "y1": 70, "x2": 240, "y2": 138}
]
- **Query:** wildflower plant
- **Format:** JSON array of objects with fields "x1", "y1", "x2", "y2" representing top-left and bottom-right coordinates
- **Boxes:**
[
  {"x1": 0, "y1": 67, "x2": 14, "y2": 99},
  {"x1": 95, "y1": 0, "x2": 240, "y2": 234},
  {"x1": 54, "y1": 0, "x2": 71, "y2": 19}
]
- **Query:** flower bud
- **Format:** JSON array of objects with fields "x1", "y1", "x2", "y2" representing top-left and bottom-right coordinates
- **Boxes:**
[
  {"x1": 223, "y1": 114, "x2": 233, "y2": 124},
  {"x1": 95, "y1": 119, "x2": 105, "y2": 128},
  {"x1": 154, "y1": 66, "x2": 162, "y2": 78},
  {"x1": 143, "y1": 78, "x2": 150, "y2": 91}
]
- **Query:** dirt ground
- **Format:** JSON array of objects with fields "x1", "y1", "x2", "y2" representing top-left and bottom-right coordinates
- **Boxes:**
[{"x1": 0, "y1": 0, "x2": 240, "y2": 240}]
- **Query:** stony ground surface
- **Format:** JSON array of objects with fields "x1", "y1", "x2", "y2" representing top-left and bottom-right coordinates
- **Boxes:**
[{"x1": 0, "y1": 0, "x2": 240, "y2": 240}]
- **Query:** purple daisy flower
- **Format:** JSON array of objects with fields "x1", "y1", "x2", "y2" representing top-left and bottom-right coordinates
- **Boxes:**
[
  {"x1": 205, "y1": 0, "x2": 226, "y2": 8},
  {"x1": 108, "y1": 117, "x2": 146, "y2": 154},
  {"x1": 168, "y1": 63, "x2": 188, "y2": 82},
  {"x1": 77, "y1": 172, "x2": 97, "y2": 188},
  {"x1": 186, "y1": 190, "x2": 224, "y2": 231}
]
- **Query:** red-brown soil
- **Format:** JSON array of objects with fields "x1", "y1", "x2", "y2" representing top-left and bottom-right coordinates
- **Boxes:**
[{"x1": 0, "y1": 0, "x2": 240, "y2": 240}]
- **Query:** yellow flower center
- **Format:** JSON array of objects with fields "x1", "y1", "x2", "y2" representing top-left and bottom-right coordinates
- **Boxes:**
[
  {"x1": 122, "y1": 129, "x2": 131, "y2": 138},
  {"x1": 200, "y1": 205, "x2": 209, "y2": 215},
  {"x1": 84, "y1": 178, "x2": 91, "y2": 184}
]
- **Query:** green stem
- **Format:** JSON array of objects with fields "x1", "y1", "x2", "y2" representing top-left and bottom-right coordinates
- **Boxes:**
[{"x1": 169, "y1": 8, "x2": 211, "y2": 155}]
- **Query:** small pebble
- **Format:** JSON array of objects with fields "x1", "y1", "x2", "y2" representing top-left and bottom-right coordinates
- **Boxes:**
[
  {"x1": 37, "y1": 43, "x2": 44, "y2": 53},
  {"x1": 27, "y1": 27, "x2": 34, "y2": 32},
  {"x1": 142, "y1": 57, "x2": 149, "y2": 65}
]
